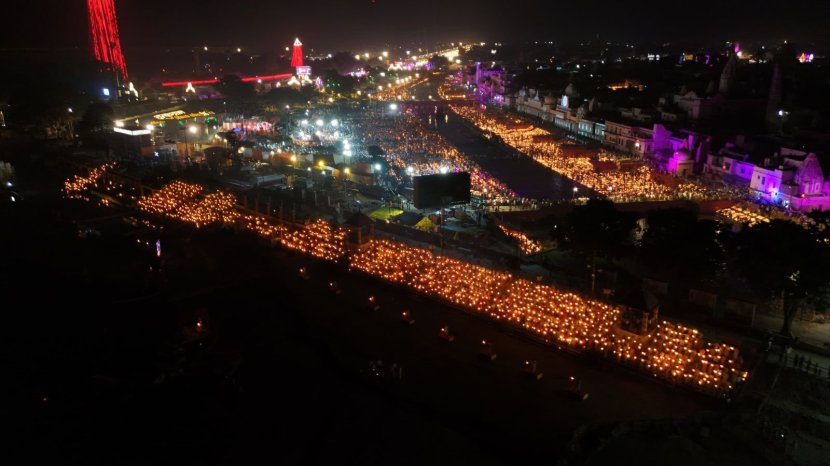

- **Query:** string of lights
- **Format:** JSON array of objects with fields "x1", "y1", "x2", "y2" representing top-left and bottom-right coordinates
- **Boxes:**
[
  {"x1": 87, "y1": 0, "x2": 128, "y2": 80},
  {"x1": 498, "y1": 225, "x2": 544, "y2": 254}
]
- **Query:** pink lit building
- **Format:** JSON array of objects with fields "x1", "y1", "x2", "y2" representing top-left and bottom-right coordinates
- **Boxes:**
[{"x1": 705, "y1": 138, "x2": 830, "y2": 211}]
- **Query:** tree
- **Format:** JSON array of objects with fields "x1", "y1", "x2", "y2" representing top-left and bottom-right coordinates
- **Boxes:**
[
  {"x1": 552, "y1": 199, "x2": 637, "y2": 295},
  {"x1": 807, "y1": 210, "x2": 830, "y2": 244},
  {"x1": 321, "y1": 69, "x2": 356, "y2": 95},
  {"x1": 367, "y1": 145, "x2": 385, "y2": 157},
  {"x1": 6, "y1": 79, "x2": 71, "y2": 131},
  {"x1": 217, "y1": 75, "x2": 255, "y2": 101},
  {"x1": 640, "y1": 207, "x2": 725, "y2": 284},
  {"x1": 263, "y1": 88, "x2": 308, "y2": 108},
  {"x1": 428, "y1": 55, "x2": 450, "y2": 70},
  {"x1": 78, "y1": 103, "x2": 114, "y2": 133},
  {"x1": 735, "y1": 220, "x2": 830, "y2": 336}
]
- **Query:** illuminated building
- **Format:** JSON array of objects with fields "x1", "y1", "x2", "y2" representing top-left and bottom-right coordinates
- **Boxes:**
[
  {"x1": 706, "y1": 136, "x2": 830, "y2": 211},
  {"x1": 87, "y1": 0, "x2": 128, "y2": 81},
  {"x1": 515, "y1": 88, "x2": 607, "y2": 143}
]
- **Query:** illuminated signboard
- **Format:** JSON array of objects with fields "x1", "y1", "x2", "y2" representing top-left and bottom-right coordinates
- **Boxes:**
[
  {"x1": 114, "y1": 127, "x2": 151, "y2": 136},
  {"x1": 152, "y1": 110, "x2": 215, "y2": 122},
  {"x1": 296, "y1": 66, "x2": 312, "y2": 77}
]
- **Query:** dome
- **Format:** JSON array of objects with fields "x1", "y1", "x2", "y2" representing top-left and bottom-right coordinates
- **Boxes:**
[
  {"x1": 564, "y1": 83, "x2": 579, "y2": 98},
  {"x1": 673, "y1": 149, "x2": 692, "y2": 161}
]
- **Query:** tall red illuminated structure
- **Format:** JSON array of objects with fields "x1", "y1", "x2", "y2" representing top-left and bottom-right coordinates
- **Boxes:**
[
  {"x1": 87, "y1": 0, "x2": 128, "y2": 81},
  {"x1": 291, "y1": 38, "x2": 304, "y2": 68}
]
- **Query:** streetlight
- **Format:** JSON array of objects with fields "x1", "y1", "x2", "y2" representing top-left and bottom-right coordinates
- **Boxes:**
[
  {"x1": 372, "y1": 163, "x2": 382, "y2": 187},
  {"x1": 185, "y1": 125, "x2": 197, "y2": 158},
  {"x1": 572, "y1": 186, "x2": 578, "y2": 200}
]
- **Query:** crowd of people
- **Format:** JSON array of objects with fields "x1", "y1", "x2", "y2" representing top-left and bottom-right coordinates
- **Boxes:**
[
  {"x1": 450, "y1": 106, "x2": 738, "y2": 203},
  {"x1": 351, "y1": 109, "x2": 520, "y2": 204}
]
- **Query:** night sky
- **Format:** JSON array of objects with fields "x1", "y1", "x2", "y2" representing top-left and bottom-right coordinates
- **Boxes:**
[{"x1": 2, "y1": 0, "x2": 829, "y2": 52}]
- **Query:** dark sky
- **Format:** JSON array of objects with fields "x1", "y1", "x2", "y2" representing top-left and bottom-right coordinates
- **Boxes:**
[{"x1": 2, "y1": 0, "x2": 829, "y2": 53}]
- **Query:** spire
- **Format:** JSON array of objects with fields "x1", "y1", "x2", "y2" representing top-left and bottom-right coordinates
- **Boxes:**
[
  {"x1": 291, "y1": 37, "x2": 304, "y2": 68},
  {"x1": 719, "y1": 53, "x2": 738, "y2": 95}
]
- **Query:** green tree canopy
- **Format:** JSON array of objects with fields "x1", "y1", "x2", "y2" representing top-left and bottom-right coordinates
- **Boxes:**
[
  {"x1": 735, "y1": 220, "x2": 830, "y2": 335},
  {"x1": 640, "y1": 207, "x2": 725, "y2": 284},
  {"x1": 322, "y1": 70, "x2": 356, "y2": 94},
  {"x1": 552, "y1": 199, "x2": 637, "y2": 260},
  {"x1": 217, "y1": 75, "x2": 255, "y2": 101},
  {"x1": 78, "y1": 103, "x2": 114, "y2": 133}
]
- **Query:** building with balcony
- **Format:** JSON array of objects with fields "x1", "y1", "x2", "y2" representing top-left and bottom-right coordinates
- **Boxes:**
[
  {"x1": 603, "y1": 120, "x2": 653, "y2": 155},
  {"x1": 514, "y1": 88, "x2": 606, "y2": 142}
]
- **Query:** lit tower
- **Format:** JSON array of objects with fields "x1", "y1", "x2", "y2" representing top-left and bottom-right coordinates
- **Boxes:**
[
  {"x1": 87, "y1": 0, "x2": 128, "y2": 81},
  {"x1": 291, "y1": 38, "x2": 304, "y2": 69}
]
